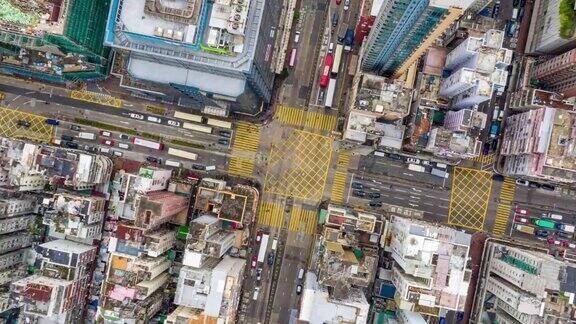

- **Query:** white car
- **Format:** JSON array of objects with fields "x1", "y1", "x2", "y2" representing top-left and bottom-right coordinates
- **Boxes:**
[
  {"x1": 406, "y1": 157, "x2": 420, "y2": 164},
  {"x1": 147, "y1": 116, "x2": 162, "y2": 123},
  {"x1": 129, "y1": 113, "x2": 144, "y2": 120},
  {"x1": 167, "y1": 120, "x2": 181, "y2": 127},
  {"x1": 515, "y1": 179, "x2": 530, "y2": 186}
]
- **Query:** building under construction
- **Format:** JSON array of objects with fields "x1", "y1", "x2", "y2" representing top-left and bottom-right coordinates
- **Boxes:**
[{"x1": 0, "y1": 0, "x2": 111, "y2": 84}]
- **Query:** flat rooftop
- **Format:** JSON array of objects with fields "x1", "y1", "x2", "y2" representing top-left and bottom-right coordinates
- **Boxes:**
[
  {"x1": 40, "y1": 238, "x2": 95, "y2": 254},
  {"x1": 0, "y1": 0, "x2": 65, "y2": 35},
  {"x1": 543, "y1": 110, "x2": 576, "y2": 179}
]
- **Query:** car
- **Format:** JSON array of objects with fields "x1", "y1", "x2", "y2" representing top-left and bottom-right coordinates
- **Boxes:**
[
  {"x1": 296, "y1": 285, "x2": 302, "y2": 295},
  {"x1": 251, "y1": 255, "x2": 257, "y2": 269},
  {"x1": 332, "y1": 12, "x2": 339, "y2": 27},
  {"x1": 548, "y1": 237, "x2": 561, "y2": 246},
  {"x1": 369, "y1": 201, "x2": 382, "y2": 208},
  {"x1": 535, "y1": 229, "x2": 549, "y2": 237},
  {"x1": 483, "y1": 142, "x2": 491, "y2": 155},
  {"x1": 515, "y1": 208, "x2": 528, "y2": 215},
  {"x1": 218, "y1": 138, "x2": 229, "y2": 145},
  {"x1": 557, "y1": 231, "x2": 573, "y2": 239},
  {"x1": 146, "y1": 156, "x2": 161, "y2": 163},
  {"x1": 70, "y1": 125, "x2": 81, "y2": 131},
  {"x1": 129, "y1": 113, "x2": 144, "y2": 120},
  {"x1": 256, "y1": 230, "x2": 263, "y2": 243},
  {"x1": 569, "y1": 243, "x2": 576, "y2": 249},
  {"x1": 65, "y1": 141, "x2": 78, "y2": 149},
  {"x1": 353, "y1": 190, "x2": 366, "y2": 197},
  {"x1": 167, "y1": 120, "x2": 180, "y2": 127},
  {"x1": 61, "y1": 135, "x2": 74, "y2": 142},
  {"x1": 406, "y1": 157, "x2": 420, "y2": 164},
  {"x1": 335, "y1": 0, "x2": 341, "y2": 4},
  {"x1": 351, "y1": 182, "x2": 363, "y2": 190},
  {"x1": 112, "y1": 150, "x2": 123, "y2": 157},
  {"x1": 102, "y1": 139, "x2": 114, "y2": 146},
  {"x1": 256, "y1": 267, "x2": 263, "y2": 281},
  {"x1": 119, "y1": 134, "x2": 130, "y2": 140},
  {"x1": 16, "y1": 120, "x2": 31, "y2": 127},
  {"x1": 387, "y1": 153, "x2": 402, "y2": 160},
  {"x1": 515, "y1": 179, "x2": 530, "y2": 186},
  {"x1": 147, "y1": 116, "x2": 162, "y2": 123},
  {"x1": 192, "y1": 163, "x2": 205, "y2": 170},
  {"x1": 219, "y1": 130, "x2": 232, "y2": 138},
  {"x1": 368, "y1": 192, "x2": 381, "y2": 199},
  {"x1": 528, "y1": 181, "x2": 541, "y2": 188},
  {"x1": 514, "y1": 216, "x2": 528, "y2": 223},
  {"x1": 100, "y1": 130, "x2": 112, "y2": 137},
  {"x1": 99, "y1": 147, "x2": 110, "y2": 154},
  {"x1": 267, "y1": 252, "x2": 275, "y2": 266},
  {"x1": 541, "y1": 184, "x2": 555, "y2": 191},
  {"x1": 343, "y1": 0, "x2": 350, "y2": 10},
  {"x1": 560, "y1": 240, "x2": 570, "y2": 247},
  {"x1": 492, "y1": 174, "x2": 505, "y2": 181},
  {"x1": 118, "y1": 143, "x2": 130, "y2": 150},
  {"x1": 421, "y1": 160, "x2": 431, "y2": 166}
]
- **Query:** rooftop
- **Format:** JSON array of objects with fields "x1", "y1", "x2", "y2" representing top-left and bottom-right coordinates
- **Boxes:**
[
  {"x1": 542, "y1": 110, "x2": 576, "y2": 179},
  {"x1": 194, "y1": 187, "x2": 247, "y2": 224},
  {"x1": 0, "y1": 0, "x2": 66, "y2": 35},
  {"x1": 39, "y1": 239, "x2": 95, "y2": 254},
  {"x1": 352, "y1": 74, "x2": 412, "y2": 119}
]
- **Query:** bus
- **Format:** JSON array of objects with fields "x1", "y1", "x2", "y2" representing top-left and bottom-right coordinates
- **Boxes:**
[
  {"x1": 174, "y1": 111, "x2": 203, "y2": 123},
  {"x1": 331, "y1": 44, "x2": 344, "y2": 75},
  {"x1": 319, "y1": 53, "x2": 334, "y2": 88},
  {"x1": 257, "y1": 234, "x2": 270, "y2": 263},
  {"x1": 168, "y1": 147, "x2": 198, "y2": 161},
  {"x1": 132, "y1": 137, "x2": 164, "y2": 150},
  {"x1": 289, "y1": 48, "x2": 297, "y2": 68},
  {"x1": 183, "y1": 122, "x2": 212, "y2": 134},
  {"x1": 532, "y1": 218, "x2": 556, "y2": 229},
  {"x1": 206, "y1": 118, "x2": 232, "y2": 129},
  {"x1": 324, "y1": 78, "x2": 337, "y2": 108}
]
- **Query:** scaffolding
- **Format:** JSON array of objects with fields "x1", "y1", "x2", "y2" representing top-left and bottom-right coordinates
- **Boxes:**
[{"x1": 502, "y1": 255, "x2": 538, "y2": 275}]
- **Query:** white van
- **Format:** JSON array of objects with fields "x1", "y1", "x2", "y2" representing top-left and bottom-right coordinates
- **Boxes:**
[
  {"x1": 298, "y1": 268, "x2": 304, "y2": 280},
  {"x1": 165, "y1": 160, "x2": 182, "y2": 168},
  {"x1": 99, "y1": 147, "x2": 110, "y2": 154},
  {"x1": 435, "y1": 162, "x2": 447, "y2": 170},
  {"x1": 147, "y1": 116, "x2": 162, "y2": 123},
  {"x1": 294, "y1": 31, "x2": 301, "y2": 43},
  {"x1": 118, "y1": 143, "x2": 130, "y2": 150},
  {"x1": 549, "y1": 213, "x2": 563, "y2": 221},
  {"x1": 253, "y1": 287, "x2": 260, "y2": 300},
  {"x1": 328, "y1": 43, "x2": 334, "y2": 53}
]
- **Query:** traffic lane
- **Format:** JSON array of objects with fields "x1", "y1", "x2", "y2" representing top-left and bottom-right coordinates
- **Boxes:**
[
  {"x1": 348, "y1": 177, "x2": 450, "y2": 215},
  {"x1": 53, "y1": 121, "x2": 228, "y2": 168},
  {"x1": 514, "y1": 185, "x2": 576, "y2": 213},
  {"x1": 358, "y1": 155, "x2": 449, "y2": 187},
  {"x1": 0, "y1": 83, "x2": 225, "y2": 144}
]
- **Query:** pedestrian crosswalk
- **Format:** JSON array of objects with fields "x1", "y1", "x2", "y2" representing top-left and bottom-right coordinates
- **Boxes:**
[
  {"x1": 275, "y1": 106, "x2": 337, "y2": 132},
  {"x1": 302, "y1": 111, "x2": 337, "y2": 132},
  {"x1": 470, "y1": 153, "x2": 496, "y2": 164},
  {"x1": 492, "y1": 177, "x2": 517, "y2": 236},
  {"x1": 257, "y1": 201, "x2": 285, "y2": 228},
  {"x1": 276, "y1": 106, "x2": 304, "y2": 126},
  {"x1": 336, "y1": 151, "x2": 350, "y2": 168},
  {"x1": 288, "y1": 207, "x2": 317, "y2": 235},
  {"x1": 331, "y1": 171, "x2": 348, "y2": 204},
  {"x1": 228, "y1": 122, "x2": 261, "y2": 177}
]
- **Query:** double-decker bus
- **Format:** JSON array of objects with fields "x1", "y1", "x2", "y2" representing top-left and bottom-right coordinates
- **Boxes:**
[{"x1": 319, "y1": 53, "x2": 334, "y2": 88}]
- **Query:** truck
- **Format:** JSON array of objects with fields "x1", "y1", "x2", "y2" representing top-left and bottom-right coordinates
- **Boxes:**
[
  {"x1": 515, "y1": 224, "x2": 535, "y2": 235},
  {"x1": 511, "y1": 8, "x2": 518, "y2": 21},
  {"x1": 407, "y1": 164, "x2": 425, "y2": 172},
  {"x1": 532, "y1": 218, "x2": 556, "y2": 229},
  {"x1": 489, "y1": 121, "x2": 500, "y2": 138},
  {"x1": 343, "y1": 28, "x2": 354, "y2": 51},
  {"x1": 557, "y1": 224, "x2": 575, "y2": 233},
  {"x1": 78, "y1": 132, "x2": 96, "y2": 140},
  {"x1": 183, "y1": 122, "x2": 213, "y2": 134},
  {"x1": 132, "y1": 137, "x2": 165, "y2": 150},
  {"x1": 257, "y1": 234, "x2": 270, "y2": 263},
  {"x1": 324, "y1": 78, "x2": 337, "y2": 108},
  {"x1": 431, "y1": 168, "x2": 449, "y2": 179}
]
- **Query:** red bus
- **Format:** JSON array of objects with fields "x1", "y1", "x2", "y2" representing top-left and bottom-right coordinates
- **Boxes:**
[
  {"x1": 132, "y1": 137, "x2": 165, "y2": 150},
  {"x1": 319, "y1": 53, "x2": 333, "y2": 88},
  {"x1": 289, "y1": 48, "x2": 297, "y2": 68}
]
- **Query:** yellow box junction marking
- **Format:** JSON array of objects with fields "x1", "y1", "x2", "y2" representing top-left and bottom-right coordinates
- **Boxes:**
[
  {"x1": 228, "y1": 122, "x2": 261, "y2": 177},
  {"x1": 492, "y1": 177, "x2": 517, "y2": 236},
  {"x1": 258, "y1": 201, "x2": 285, "y2": 228},
  {"x1": 69, "y1": 90, "x2": 122, "y2": 108},
  {"x1": 448, "y1": 167, "x2": 493, "y2": 231},
  {"x1": 264, "y1": 130, "x2": 332, "y2": 201},
  {"x1": 0, "y1": 107, "x2": 53, "y2": 142},
  {"x1": 288, "y1": 207, "x2": 317, "y2": 235}
]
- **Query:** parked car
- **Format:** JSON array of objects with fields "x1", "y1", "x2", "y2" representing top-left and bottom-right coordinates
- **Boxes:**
[
  {"x1": 147, "y1": 116, "x2": 162, "y2": 123},
  {"x1": 113, "y1": 150, "x2": 123, "y2": 157},
  {"x1": 65, "y1": 141, "x2": 78, "y2": 149},
  {"x1": 547, "y1": 237, "x2": 561, "y2": 245},
  {"x1": 386, "y1": 153, "x2": 402, "y2": 160},
  {"x1": 528, "y1": 182, "x2": 541, "y2": 188},
  {"x1": 369, "y1": 201, "x2": 382, "y2": 208},
  {"x1": 514, "y1": 216, "x2": 529, "y2": 223},
  {"x1": 146, "y1": 156, "x2": 161, "y2": 163},
  {"x1": 70, "y1": 125, "x2": 81, "y2": 131},
  {"x1": 100, "y1": 130, "x2": 112, "y2": 137},
  {"x1": 351, "y1": 182, "x2": 363, "y2": 189},
  {"x1": 296, "y1": 285, "x2": 302, "y2": 295},
  {"x1": 129, "y1": 113, "x2": 144, "y2": 120},
  {"x1": 218, "y1": 138, "x2": 229, "y2": 145},
  {"x1": 119, "y1": 134, "x2": 130, "y2": 140},
  {"x1": 353, "y1": 190, "x2": 366, "y2": 197},
  {"x1": 267, "y1": 252, "x2": 275, "y2": 266},
  {"x1": 251, "y1": 255, "x2": 257, "y2": 269},
  {"x1": 102, "y1": 139, "x2": 114, "y2": 146},
  {"x1": 535, "y1": 229, "x2": 549, "y2": 237},
  {"x1": 61, "y1": 135, "x2": 74, "y2": 142},
  {"x1": 541, "y1": 184, "x2": 555, "y2": 191},
  {"x1": 343, "y1": 0, "x2": 350, "y2": 10},
  {"x1": 368, "y1": 192, "x2": 381, "y2": 199},
  {"x1": 515, "y1": 179, "x2": 530, "y2": 186},
  {"x1": 515, "y1": 208, "x2": 528, "y2": 215},
  {"x1": 406, "y1": 157, "x2": 420, "y2": 164},
  {"x1": 256, "y1": 229, "x2": 263, "y2": 243},
  {"x1": 219, "y1": 130, "x2": 232, "y2": 138}
]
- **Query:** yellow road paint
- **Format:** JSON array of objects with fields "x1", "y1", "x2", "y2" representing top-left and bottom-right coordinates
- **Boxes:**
[
  {"x1": 0, "y1": 107, "x2": 53, "y2": 142},
  {"x1": 448, "y1": 167, "x2": 493, "y2": 231}
]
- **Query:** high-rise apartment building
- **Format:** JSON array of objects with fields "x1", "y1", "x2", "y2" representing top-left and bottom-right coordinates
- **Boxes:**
[
  {"x1": 526, "y1": 0, "x2": 576, "y2": 54},
  {"x1": 361, "y1": 0, "x2": 473, "y2": 78},
  {"x1": 531, "y1": 48, "x2": 576, "y2": 98}
]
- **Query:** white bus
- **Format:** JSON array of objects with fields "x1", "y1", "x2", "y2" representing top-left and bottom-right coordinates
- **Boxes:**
[
  {"x1": 168, "y1": 147, "x2": 198, "y2": 161},
  {"x1": 174, "y1": 111, "x2": 203, "y2": 123},
  {"x1": 132, "y1": 137, "x2": 164, "y2": 150},
  {"x1": 324, "y1": 78, "x2": 337, "y2": 108},
  {"x1": 331, "y1": 44, "x2": 344, "y2": 75},
  {"x1": 206, "y1": 118, "x2": 232, "y2": 129},
  {"x1": 183, "y1": 122, "x2": 213, "y2": 134}
]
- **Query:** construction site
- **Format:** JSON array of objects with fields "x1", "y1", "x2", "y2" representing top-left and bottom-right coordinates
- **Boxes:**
[{"x1": 0, "y1": 0, "x2": 111, "y2": 84}]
